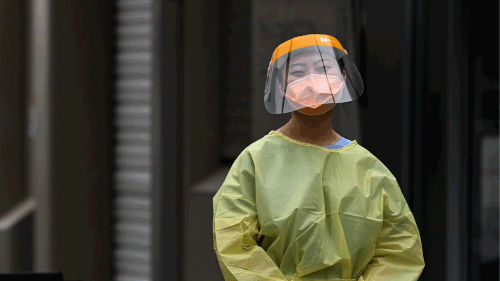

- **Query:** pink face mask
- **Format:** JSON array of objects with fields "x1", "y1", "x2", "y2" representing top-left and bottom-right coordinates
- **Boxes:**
[{"x1": 285, "y1": 74, "x2": 344, "y2": 108}]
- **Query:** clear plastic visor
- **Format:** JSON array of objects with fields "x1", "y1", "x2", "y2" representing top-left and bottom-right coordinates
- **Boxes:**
[{"x1": 264, "y1": 45, "x2": 363, "y2": 115}]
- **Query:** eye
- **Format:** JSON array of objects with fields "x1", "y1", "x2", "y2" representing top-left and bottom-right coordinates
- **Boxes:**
[{"x1": 291, "y1": 71, "x2": 305, "y2": 77}]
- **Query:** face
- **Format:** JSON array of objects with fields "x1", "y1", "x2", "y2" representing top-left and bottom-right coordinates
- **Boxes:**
[
  {"x1": 283, "y1": 52, "x2": 343, "y2": 85},
  {"x1": 281, "y1": 51, "x2": 345, "y2": 115}
]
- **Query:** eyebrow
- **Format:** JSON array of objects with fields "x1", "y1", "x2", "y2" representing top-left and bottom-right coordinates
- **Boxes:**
[
  {"x1": 314, "y1": 58, "x2": 332, "y2": 64},
  {"x1": 289, "y1": 58, "x2": 333, "y2": 68}
]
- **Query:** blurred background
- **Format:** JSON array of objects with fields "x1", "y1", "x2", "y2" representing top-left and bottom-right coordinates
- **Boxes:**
[{"x1": 0, "y1": 0, "x2": 498, "y2": 280}]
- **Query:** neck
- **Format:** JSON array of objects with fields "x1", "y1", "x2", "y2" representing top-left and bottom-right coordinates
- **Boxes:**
[{"x1": 284, "y1": 110, "x2": 337, "y2": 143}]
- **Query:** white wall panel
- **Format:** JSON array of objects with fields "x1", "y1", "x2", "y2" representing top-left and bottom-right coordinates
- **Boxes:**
[{"x1": 113, "y1": 0, "x2": 154, "y2": 280}]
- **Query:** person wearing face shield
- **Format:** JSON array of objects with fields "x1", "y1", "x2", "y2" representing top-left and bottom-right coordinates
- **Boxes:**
[{"x1": 213, "y1": 34, "x2": 425, "y2": 281}]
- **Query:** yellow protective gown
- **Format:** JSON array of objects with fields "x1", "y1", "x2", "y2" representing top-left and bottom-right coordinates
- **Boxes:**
[{"x1": 213, "y1": 131, "x2": 424, "y2": 281}]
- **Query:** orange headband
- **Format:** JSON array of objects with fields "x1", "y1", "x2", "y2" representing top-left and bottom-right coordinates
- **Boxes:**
[{"x1": 268, "y1": 34, "x2": 348, "y2": 73}]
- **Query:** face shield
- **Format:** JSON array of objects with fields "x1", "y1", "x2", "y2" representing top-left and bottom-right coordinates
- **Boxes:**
[{"x1": 264, "y1": 34, "x2": 364, "y2": 115}]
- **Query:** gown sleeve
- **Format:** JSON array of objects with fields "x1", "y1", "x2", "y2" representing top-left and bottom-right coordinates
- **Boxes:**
[
  {"x1": 358, "y1": 170, "x2": 425, "y2": 281},
  {"x1": 213, "y1": 150, "x2": 289, "y2": 281}
]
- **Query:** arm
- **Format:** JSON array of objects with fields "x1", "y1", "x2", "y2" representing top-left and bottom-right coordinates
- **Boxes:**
[
  {"x1": 213, "y1": 151, "x2": 289, "y2": 281},
  {"x1": 358, "y1": 173, "x2": 425, "y2": 281}
]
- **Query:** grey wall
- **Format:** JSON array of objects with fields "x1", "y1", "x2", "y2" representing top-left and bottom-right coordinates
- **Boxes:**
[
  {"x1": 49, "y1": 1, "x2": 115, "y2": 280},
  {"x1": 182, "y1": 0, "x2": 222, "y2": 280},
  {"x1": 0, "y1": 0, "x2": 33, "y2": 273},
  {"x1": 183, "y1": 0, "x2": 220, "y2": 188},
  {"x1": 0, "y1": 0, "x2": 29, "y2": 219}
]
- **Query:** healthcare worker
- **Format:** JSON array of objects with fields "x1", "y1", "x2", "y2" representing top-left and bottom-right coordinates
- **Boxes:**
[{"x1": 213, "y1": 34, "x2": 425, "y2": 281}]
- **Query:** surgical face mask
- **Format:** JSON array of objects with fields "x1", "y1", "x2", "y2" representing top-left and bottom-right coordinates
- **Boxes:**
[{"x1": 283, "y1": 74, "x2": 345, "y2": 109}]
